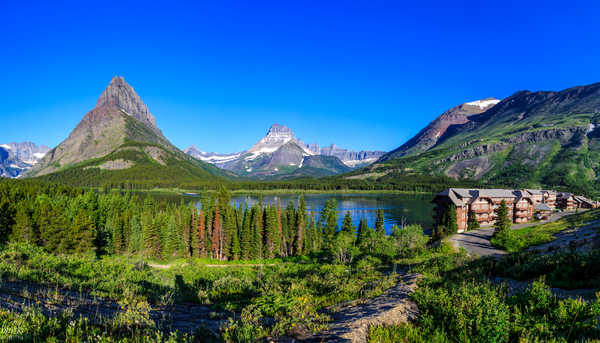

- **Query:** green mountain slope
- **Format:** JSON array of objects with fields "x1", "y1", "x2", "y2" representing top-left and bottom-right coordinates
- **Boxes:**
[{"x1": 361, "y1": 82, "x2": 600, "y2": 196}]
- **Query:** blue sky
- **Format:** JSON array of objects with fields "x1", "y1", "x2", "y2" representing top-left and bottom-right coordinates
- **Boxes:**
[{"x1": 2, "y1": 1, "x2": 600, "y2": 153}]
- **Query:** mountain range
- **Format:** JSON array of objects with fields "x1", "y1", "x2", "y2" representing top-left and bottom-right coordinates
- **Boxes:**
[
  {"x1": 354, "y1": 81, "x2": 600, "y2": 196},
  {"x1": 7, "y1": 76, "x2": 600, "y2": 195},
  {"x1": 185, "y1": 124, "x2": 384, "y2": 179},
  {"x1": 0, "y1": 142, "x2": 49, "y2": 178}
]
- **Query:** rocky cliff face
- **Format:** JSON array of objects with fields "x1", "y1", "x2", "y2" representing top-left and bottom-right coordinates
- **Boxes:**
[
  {"x1": 96, "y1": 76, "x2": 160, "y2": 134},
  {"x1": 318, "y1": 144, "x2": 385, "y2": 167},
  {"x1": 0, "y1": 142, "x2": 49, "y2": 178}
]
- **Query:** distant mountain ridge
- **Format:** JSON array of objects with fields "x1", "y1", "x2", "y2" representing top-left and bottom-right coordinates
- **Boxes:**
[
  {"x1": 28, "y1": 76, "x2": 227, "y2": 187},
  {"x1": 0, "y1": 142, "x2": 49, "y2": 178},
  {"x1": 185, "y1": 124, "x2": 382, "y2": 178},
  {"x1": 355, "y1": 81, "x2": 600, "y2": 196}
]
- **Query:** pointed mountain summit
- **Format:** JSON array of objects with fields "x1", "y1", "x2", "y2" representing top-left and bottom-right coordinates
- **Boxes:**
[
  {"x1": 248, "y1": 124, "x2": 309, "y2": 154},
  {"x1": 29, "y1": 77, "x2": 227, "y2": 185},
  {"x1": 96, "y1": 76, "x2": 160, "y2": 134}
]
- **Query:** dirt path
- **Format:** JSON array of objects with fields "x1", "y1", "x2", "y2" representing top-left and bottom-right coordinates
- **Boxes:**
[
  {"x1": 448, "y1": 211, "x2": 574, "y2": 258},
  {"x1": 148, "y1": 263, "x2": 276, "y2": 269},
  {"x1": 313, "y1": 273, "x2": 421, "y2": 343}
]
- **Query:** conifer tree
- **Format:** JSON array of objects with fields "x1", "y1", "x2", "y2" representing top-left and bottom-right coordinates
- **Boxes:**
[
  {"x1": 231, "y1": 218, "x2": 241, "y2": 260},
  {"x1": 166, "y1": 215, "x2": 180, "y2": 257},
  {"x1": 357, "y1": 217, "x2": 368, "y2": 245},
  {"x1": 128, "y1": 215, "x2": 143, "y2": 254},
  {"x1": 320, "y1": 199, "x2": 338, "y2": 240},
  {"x1": 63, "y1": 209, "x2": 96, "y2": 254},
  {"x1": 467, "y1": 210, "x2": 480, "y2": 230},
  {"x1": 277, "y1": 198, "x2": 288, "y2": 256},
  {"x1": 494, "y1": 200, "x2": 511, "y2": 235},
  {"x1": 375, "y1": 209, "x2": 385, "y2": 234},
  {"x1": 11, "y1": 205, "x2": 36, "y2": 243},
  {"x1": 445, "y1": 204, "x2": 458, "y2": 235},
  {"x1": 295, "y1": 196, "x2": 306, "y2": 255},
  {"x1": 252, "y1": 206, "x2": 263, "y2": 259},
  {"x1": 341, "y1": 211, "x2": 356, "y2": 235},
  {"x1": 240, "y1": 205, "x2": 251, "y2": 259},
  {"x1": 211, "y1": 206, "x2": 222, "y2": 260}
]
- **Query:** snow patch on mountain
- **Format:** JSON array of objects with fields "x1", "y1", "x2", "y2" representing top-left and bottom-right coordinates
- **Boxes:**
[{"x1": 465, "y1": 99, "x2": 500, "y2": 109}]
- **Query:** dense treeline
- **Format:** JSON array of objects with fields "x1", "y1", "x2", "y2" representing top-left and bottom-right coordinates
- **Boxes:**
[
  {"x1": 0, "y1": 179, "x2": 423, "y2": 261},
  {"x1": 36, "y1": 163, "x2": 485, "y2": 194}
]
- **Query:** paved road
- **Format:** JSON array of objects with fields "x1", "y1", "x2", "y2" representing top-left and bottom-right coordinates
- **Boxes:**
[{"x1": 448, "y1": 211, "x2": 574, "y2": 258}]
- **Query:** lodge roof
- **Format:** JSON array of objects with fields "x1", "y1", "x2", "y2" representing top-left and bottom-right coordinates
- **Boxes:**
[
  {"x1": 525, "y1": 189, "x2": 543, "y2": 195},
  {"x1": 535, "y1": 203, "x2": 553, "y2": 211},
  {"x1": 574, "y1": 195, "x2": 595, "y2": 206},
  {"x1": 437, "y1": 188, "x2": 534, "y2": 206}
]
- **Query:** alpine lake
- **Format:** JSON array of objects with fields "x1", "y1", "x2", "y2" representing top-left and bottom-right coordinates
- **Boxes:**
[{"x1": 151, "y1": 191, "x2": 435, "y2": 234}]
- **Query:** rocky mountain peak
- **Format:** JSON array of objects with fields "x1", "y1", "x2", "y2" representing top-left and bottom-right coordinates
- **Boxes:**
[
  {"x1": 248, "y1": 123, "x2": 301, "y2": 154},
  {"x1": 96, "y1": 76, "x2": 159, "y2": 133}
]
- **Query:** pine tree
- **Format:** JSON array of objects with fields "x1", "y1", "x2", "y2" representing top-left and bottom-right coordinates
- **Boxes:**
[
  {"x1": 341, "y1": 211, "x2": 356, "y2": 235},
  {"x1": 192, "y1": 210, "x2": 206, "y2": 257},
  {"x1": 231, "y1": 218, "x2": 241, "y2": 260},
  {"x1": 467, "y1": 210, "x2": 480, "y2": 231},
  {"x1": 109, "y1": 214, "x2": 124, "y2": 254},
  {"x1": 277, "y1": 198, "x2": 288, "y2": 256},
  {"x1": 240, "y1": 205, "x2": 252, "y2": 259},
  {"x1": 357, "y1": 217, "x2": 368, "y2": 245},
  {"x1": 63, "y1": 209, "x2": 96, "y2": 254},
  {"x1": 263, "y1": 207, "x2": 275, "y2": 258},
  {"x1": 252, "y1": 206, "x2": 263, "y2": 259},
  {"x1": 295, "y1": 196, "x2": 306, "y2": 255},
  {"x1": 11, "y1": 205, "x2": 37, "y2": 243},
  {"x1": 211, "y1": 206, "x2": 222, "y2": 260},
  {"x1": 128, "y1": 215, "x2": 143, "y2": 254},
  {"x1": 494, "y1": 200, "x2": 511, "y2": 235},
  {"x1": 320, "y1": 199, "x2": 338, "y2": 240},
  {"x1": 38, "y1": 201, "x2": 68, "y2": 253},
  {"x1": 375, "y1": 209, "x2": 385, "y2": 234},
  {"x1": 166, "y1": 215, "x2": 180, "y2": 257},
  {"x1": 446, "y1": 204, "x2": 458, "y2": 234},
  {"x1": 285, "y1": 201, "x2": 295, "y2": 256}
]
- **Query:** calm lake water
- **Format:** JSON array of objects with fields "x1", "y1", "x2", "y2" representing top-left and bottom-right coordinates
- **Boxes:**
[
  {"x1": 148, "y1": 192, "x2": 434, "y2": 234},
  {"x1": 227, "y1": 193, "x2": 434, "y2": 234}
]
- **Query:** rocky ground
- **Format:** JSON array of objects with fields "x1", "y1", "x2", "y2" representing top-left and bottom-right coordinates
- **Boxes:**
[
  {"x1": 0, "y1": 279, "x2": 226, "y2": 335},
  {"x1": 309, "y1": 273, "x2": 421, "y2": 343}
]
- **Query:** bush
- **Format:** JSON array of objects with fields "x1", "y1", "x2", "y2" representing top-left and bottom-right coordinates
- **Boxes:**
[{"x1": 391, "y1": 225, "x2": 428, "y2": 258}]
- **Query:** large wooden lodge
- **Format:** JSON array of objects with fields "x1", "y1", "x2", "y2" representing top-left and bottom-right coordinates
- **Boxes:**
[{"x1": 433, "y1": 188, "x2": 598, "y2": 232}]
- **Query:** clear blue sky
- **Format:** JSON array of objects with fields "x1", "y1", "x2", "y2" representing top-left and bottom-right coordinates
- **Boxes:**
[{"x1": 2, "y1": 1, "x2": 600, "y2": 153}]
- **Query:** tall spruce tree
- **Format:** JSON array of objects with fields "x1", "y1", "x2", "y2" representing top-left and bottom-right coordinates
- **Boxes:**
[
  {"x1": 341, "y1": 211, "x2": 356, "y2": 235},
  {"x1": 357, "y1": 217, "x2": 368, "y2": 245},
  {"x1": 295, "y1": 196, "x2": 307, "y2": 255},
  {"x1": 494, "y1": 200, "x2": 511, "y2": 235},
  {"x1": 11, "y1": 205, "x2": 36, "y2": 244},
  {"x1": 240, "y1": 205, "x2": 252, "y2": 259},
  {"x1": 320, "y1": 199, "x2": 338, "y2": 240},
  {"x1": 375, "y1": 209, "x2": 385, "y2": 234}
]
